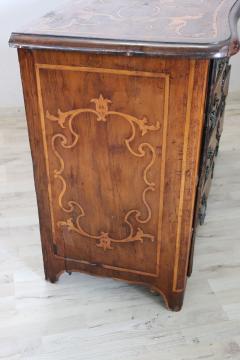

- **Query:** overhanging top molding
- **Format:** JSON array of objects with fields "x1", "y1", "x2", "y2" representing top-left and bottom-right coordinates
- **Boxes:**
[{"x1": 9, "y1": 0, "x2": 240, "y2": 58}]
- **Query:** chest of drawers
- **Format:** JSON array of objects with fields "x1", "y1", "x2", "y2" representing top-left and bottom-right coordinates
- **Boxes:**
[{"x1": 9, "y1": 0, "x2": 240, "y2": 311}]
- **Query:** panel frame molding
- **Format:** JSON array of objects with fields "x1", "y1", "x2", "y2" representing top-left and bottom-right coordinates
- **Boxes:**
[{"x1": 35, "y1": 63, "x2": 170, "y2": 277}]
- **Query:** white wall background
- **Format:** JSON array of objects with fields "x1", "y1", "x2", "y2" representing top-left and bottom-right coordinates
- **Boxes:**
[
  {"x1": 0, "y1": 0, "x2": 65, "y2": 108},
  {"x1": 0, "y1": 1, "x2": 240, "y2": 108}
]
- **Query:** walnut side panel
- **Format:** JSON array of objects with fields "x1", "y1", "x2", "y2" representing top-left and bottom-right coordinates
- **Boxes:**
[
  {"x1": 35, "y1": 63, "x2": 170, "y2": 277},
  {"x1": 18, "y1": 49, "x2": 209, "y2": 310}
]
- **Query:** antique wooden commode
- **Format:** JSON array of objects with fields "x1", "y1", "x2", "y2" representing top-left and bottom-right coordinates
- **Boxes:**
[{"x1": 9, "y1": 0, "x2": 240, "y2": 310}]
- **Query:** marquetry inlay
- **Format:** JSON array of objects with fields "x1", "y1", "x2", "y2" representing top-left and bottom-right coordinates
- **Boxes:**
[
  {"x1": 47, "y1": 94, "x2": 160, "y2": 251},
  {"x1": 18, "y1": 0, "x2": 239, "y2": 44}
]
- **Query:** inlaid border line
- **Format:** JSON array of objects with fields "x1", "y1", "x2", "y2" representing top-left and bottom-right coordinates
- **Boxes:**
[
  {"x1": 183, "y1": 61, "x2": 209, "y2": 281},
  {"x1": 156, "y1": 73, "x2": 169, "y2": 276},
  {"x1": 173, "y1": 59, "x2": 196, "y2": 292},
  {"x1": 35, "y1": 65, "x2": 56, "y2": 239},
  {"x1": 35, "y1": 63, "x2": 170, "y2": 278}
]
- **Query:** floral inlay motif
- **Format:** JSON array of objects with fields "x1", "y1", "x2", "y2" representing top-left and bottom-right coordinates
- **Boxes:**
[{"x1": 47, "y1": 94, "x2": 160, "y2": 250}]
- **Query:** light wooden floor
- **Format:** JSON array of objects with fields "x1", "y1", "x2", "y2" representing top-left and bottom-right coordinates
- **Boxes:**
[{"x1": 0, "y1": 100, "x2": 240, "y2": 360}]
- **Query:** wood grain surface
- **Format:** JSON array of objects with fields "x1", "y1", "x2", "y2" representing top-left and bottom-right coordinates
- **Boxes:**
[
  {"x1": 9, "y1": 0, "x2": 240, "y2": 57},
  {"x1": 18, "y1": 49, "x2": 209, "y2": 310}
]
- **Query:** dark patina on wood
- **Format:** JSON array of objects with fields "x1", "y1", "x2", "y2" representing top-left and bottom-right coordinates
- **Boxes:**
[{"x1": 9, "y1": 0, "x2": 240, "y2": 57}]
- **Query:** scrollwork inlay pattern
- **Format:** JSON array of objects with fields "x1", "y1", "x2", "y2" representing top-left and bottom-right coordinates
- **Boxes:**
[{"x1": 47, "y1": 94, "x2": 160, "y2": 250}]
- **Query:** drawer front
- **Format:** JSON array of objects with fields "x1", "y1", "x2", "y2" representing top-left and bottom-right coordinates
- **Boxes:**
[
  {"x1": 187, "y1": 58, "x2": 231, "y2": 277},
  {"x1": 195, "y1": 59, "x2": 230, "y2": 227}
]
